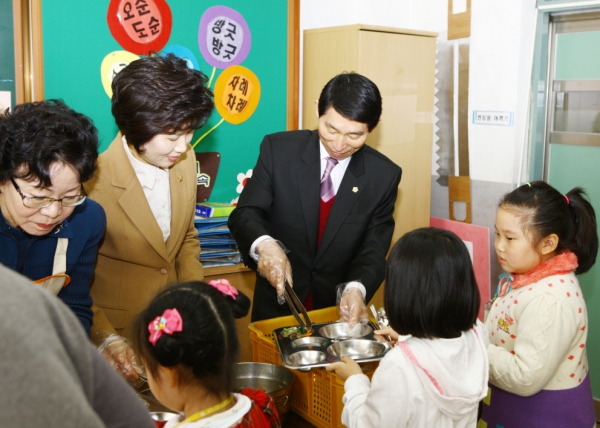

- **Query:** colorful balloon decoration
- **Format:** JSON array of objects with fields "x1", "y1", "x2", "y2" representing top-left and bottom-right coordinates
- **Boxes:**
[
  {"x1": 107, "y1": 0, "x2": 172, "y2": 55},
  {"x1": 214, "y1": 65, "x2": 261, "y2": 125},
  {"x1": 161, "y1": 45, "x2": 200, "y2": 70},
  {"x1": 198, "y1": 6, "x2": 251, "y2": 69},
  {"x1": 100, "y1": 50, "x2": 140, "y2": 98}
]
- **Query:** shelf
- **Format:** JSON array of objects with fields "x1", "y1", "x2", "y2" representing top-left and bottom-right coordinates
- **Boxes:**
[{"x1": 204, "y1": 263, "x2": 251, "y2": 276}]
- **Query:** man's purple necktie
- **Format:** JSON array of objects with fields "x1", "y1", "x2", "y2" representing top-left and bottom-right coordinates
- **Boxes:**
[{"x1": 320, "y1": 156, "x2": 339, "y2": 202}]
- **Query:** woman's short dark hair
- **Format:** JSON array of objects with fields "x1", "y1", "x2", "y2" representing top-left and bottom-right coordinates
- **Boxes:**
[
  {"x1": 0, "y1": 99, "x2": 98, "y2": 187},
  {"x1": 132, "y1": 281, "x2": 250, "y2": 395},
  {"x1": 385, "y1": 227, "x2": 480, "y2": 339},
  {"x1": 317, "y1": 72, "x2": 382, "y2": 132},
  {"x1": 499, "y1": 181, "x2": 598, "y2": 274},
  {"x1": 111, "y1": 53, "x2": 214, "y2": 153}
]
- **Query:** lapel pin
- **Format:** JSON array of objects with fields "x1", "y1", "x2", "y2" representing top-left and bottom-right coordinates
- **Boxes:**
[
  {"x1": 352, "y1": 187, "x2": 359, "y2": 193},
  {"x1": 177, "y1": 174, "x2": 183, "y2": 182}
]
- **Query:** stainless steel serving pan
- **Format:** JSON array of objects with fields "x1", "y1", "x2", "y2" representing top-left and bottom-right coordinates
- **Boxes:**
[{"x1": 274, "y1": 321, "x2": 391, "y2": 370}]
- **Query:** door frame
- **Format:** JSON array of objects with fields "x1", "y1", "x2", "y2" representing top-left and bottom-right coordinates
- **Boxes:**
[
  {"x1": 529, "y1": 0, "x2": 600, "y2": 179},
  {"x1": 543, "y1": 12, "x2": 600, "y2": 178}
]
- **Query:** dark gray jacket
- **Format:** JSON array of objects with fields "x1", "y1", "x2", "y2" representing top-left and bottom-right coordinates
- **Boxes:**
[{"x1": 0, "y1": 263, "x2": 155, "y2": 428}]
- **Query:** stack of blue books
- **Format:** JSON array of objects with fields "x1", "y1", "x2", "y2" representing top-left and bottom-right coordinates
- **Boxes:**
[{"x1": 194, "y1": 216, "x2": 243, "y2": 268}]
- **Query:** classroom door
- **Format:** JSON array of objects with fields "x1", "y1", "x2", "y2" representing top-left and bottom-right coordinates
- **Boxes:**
[{"x1": 545, "y1": 12, "x2": 600, "y2": 397}]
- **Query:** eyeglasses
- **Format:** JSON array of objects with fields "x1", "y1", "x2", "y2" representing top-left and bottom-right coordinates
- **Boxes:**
[{"x1": 10, "y1": 177, "x2": 86, "y2": 208}]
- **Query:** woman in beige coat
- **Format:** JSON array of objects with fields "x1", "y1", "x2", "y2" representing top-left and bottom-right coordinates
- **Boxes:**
[{"x1": 85, "y1": 54, "x2": 214, "y2": 380}]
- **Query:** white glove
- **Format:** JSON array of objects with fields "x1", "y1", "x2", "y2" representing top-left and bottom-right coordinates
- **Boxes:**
[
  {"x1": 338, "y1": 286, "x2": 369, "y2": 330},
  {"x1": 256, "y1": 238, "x2": 293, "y2": 298},
  {"x1": 97, "y1": 333, "x2": 143, "y2": 383}
]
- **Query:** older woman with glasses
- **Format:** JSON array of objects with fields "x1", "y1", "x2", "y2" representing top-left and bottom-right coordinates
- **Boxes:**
[{"x1": 0, "y1": 99, "x2": 106, "y2": 335}]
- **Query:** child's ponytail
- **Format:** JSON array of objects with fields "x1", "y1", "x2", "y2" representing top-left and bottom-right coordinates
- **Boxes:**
[
  {"x1": 153, "y1": 331, "x2": 185, "y2": 367},
  {"x1": 564, "y1": 188, "x2": 598, "y2": 274},
  {"x1": 206, "y1": 279, "x2": 251, "y2": 319}
]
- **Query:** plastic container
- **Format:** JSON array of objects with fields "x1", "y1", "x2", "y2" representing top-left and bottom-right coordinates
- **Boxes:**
[{"x1": 248, "y1": 306, "x2": 378, "y2": 428}]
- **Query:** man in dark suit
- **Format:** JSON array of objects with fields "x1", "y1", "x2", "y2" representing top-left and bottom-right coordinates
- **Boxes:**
[{"x1": 228, "y1": 73, "x2": 402, "y2": 322}]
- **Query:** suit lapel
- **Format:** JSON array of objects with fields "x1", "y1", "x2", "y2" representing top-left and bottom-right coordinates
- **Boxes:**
[
  {"x1": 109, "y1": 136, "x2": 169, "y2": 262},
  {"x1": 297, "y1": 134, "x2": 321, "y2": 257},
  {"x1": 165, "y1": 148, "x2": 189, "y2": 257},
  {"x1": 315, "y1": 148, "x2": 365, "y2": 262}
]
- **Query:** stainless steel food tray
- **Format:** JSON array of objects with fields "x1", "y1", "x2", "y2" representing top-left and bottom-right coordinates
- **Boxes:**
[{"x1": 273, "y1": 321, "x2": 391, "y2": 370}]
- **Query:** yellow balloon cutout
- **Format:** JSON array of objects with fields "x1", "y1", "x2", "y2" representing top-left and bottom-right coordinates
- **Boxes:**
[
  {"x1": 214, "y1": 65, "x2": 261, "y2": 125},
  {"x1": 100, "y1": 51, "x2": 140, "y2": 98}
]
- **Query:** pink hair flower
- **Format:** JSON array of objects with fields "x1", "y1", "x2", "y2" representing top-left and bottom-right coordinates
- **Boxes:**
[
  {"x1": 208, "y1": 279, "x2": 239, "y2": 300},
  {"x1": 148, "y1": 308, "x2": 183, "y2": 346}
]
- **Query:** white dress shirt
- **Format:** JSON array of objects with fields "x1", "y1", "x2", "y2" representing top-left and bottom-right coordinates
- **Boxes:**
[{"x1": 122, "y1": 136, "x2": 171, "y2": 242}]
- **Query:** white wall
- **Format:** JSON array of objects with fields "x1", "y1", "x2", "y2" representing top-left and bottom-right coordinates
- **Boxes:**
[
  {"x1": 300, "y1": 0, "x2": 538, "y2": 187},
  {"x1": 300, "y1": 0, "x2": 447, "y2": 35},
  {"x1": 468, "y1": 0, "x2": 537, "y2": 184}
]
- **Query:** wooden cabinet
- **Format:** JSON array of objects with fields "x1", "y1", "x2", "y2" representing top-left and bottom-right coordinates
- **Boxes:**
[{"x1": 303, "y1": 24, "x2": 437, "y2": 308}]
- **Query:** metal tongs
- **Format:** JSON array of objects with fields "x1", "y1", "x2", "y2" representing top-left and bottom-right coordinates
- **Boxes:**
[
  {"x1": 283, "y1": 280, "x2": 313, "y2": 331},
  {"x1": 370, "y1": 304, "x2": 392, "y2": 344}
]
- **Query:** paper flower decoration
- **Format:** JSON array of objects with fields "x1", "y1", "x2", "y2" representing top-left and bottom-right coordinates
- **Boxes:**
[{"x1": 236, "y1": 169, "x2": 253, "y2": 193}]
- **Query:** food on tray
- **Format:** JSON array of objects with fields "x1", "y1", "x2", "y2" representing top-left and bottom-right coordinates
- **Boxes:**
[{"x1": 281, "y1": 326, "x2": 313, "y2": 340}]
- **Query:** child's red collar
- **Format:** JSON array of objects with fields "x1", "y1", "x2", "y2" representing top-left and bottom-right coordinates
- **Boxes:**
[{"x1": 507, "y1": 250, "x2": 578, "y2": 289}]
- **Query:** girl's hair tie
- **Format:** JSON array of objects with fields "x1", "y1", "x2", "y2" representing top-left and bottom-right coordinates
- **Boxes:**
[
  {"x1": 148, "y1": 308, "x2": 183, "y2": 345},
  {"x1": 526, "y1": 182, "x2": 531, "y2": 187},
  {"x1": 564, "y1": 195, "x2": 570, "y2": 205},
  {"x1": 208, "y1": 279, "x2": 239, "y2": 300}
]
